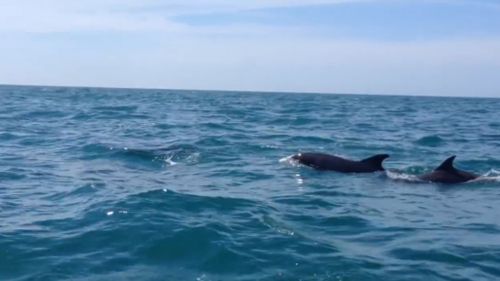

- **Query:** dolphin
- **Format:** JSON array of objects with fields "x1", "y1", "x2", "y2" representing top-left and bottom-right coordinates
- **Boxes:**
[
  {"x1": 418, "y1": 155, "x2": 478, "y2": 184},
  {"x1": 292, "y1": 152, "x2": 389, "y2": 173}
]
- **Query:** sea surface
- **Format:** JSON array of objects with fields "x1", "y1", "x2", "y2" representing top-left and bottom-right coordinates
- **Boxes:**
[{"x1": 1, "y1": 85, "x2": 500, "y2": 281}]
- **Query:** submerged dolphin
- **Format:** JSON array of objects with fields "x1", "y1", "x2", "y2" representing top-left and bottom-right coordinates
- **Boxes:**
[
  {"x1": 419, "y1": 155, "x2": 478, "y2": 184},
  {"x1": 292, "y1": 152, "x2": 389, "y2": 173}
]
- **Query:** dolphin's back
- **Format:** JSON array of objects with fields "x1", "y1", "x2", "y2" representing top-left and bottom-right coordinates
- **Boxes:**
[
  {"x1": 295, "y1": 153, "x2": 354, "y2": 172},
  {"x1": 419, "y1": 170, "x2": 461, "y2": 184},
  {"x1": 293, "y1": 152, "x2": 387, "y2": 173},
  {"x1": 419, "y1": 156, "x2": 479, "y2": 183},
  {"x1": 420, "y1": 169, "x2": 478, "y2": 183}
]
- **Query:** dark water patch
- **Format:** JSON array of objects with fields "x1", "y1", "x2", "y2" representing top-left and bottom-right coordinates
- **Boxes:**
[
  {"x1": 479, "y1": 134, "x2": 500, "y2": 141},
  {"x1": 153, "y1": 122, "x2": 192, "y2": 130},
  {"x1": 458, "y1": 159, "x2": 500, "y2": 171},
  {"x1": 288, "y1": 135, "x2": 335, "y2": 145},
  {"x1": 19, "y1": 190, "x2": 273, "y2": 278},
  {"x1": 272, "y1": 195, "x2": 336, "y2": 209},
  {"x1": 136, "y1": 224, "x2": 230, "y2": 261},
  {"x1": 414, "y1": 135, "x2": 445, "y2": 147},
  {"x1": 489, "y1": 122, "x2": 500, "y2": 129},
  {"x1": 353, "y1": 123, "x2": 378, "y2": 130},
  {"x1": 464, "y1": 108, "x2": 489, "y2": 114},
  {"x1": 305, "y1": 190, "x2": 366, "y2": 198},
  {"x1": 73, "y1": 105, "x2": 148, "y2": 121},
  {"x1": 16, "y1": 110, "x2": 69, "y2": 120},
  {"x1": 43, "y1": 183, "x2": 105, "y2": 201},
  {"x1": 18, "y1": 137, "x2": 55, "y2": 146},
  {"x1": 82, "y1": 168, "x2": 116, "y2": 176},
  {"x1": 92, "y1": 105, "x2": 139, "y2": 112},
  {"x1": 260, "y1": 133, "x2": 296, "y2": 141},
  {"x1": 0, "y1": 170, "x2": 26, "y2": 181},
  {"x1": 208, "y1": 169, "x2": 275, "y2": 183},
  {"x1": 70, "y1": 111, "x2": 94, "y2": 120},
  {"x1": 349, "y1": 227, "x2": 418, "y2": 244},
  {"x1": 124, "y1": 189, "x2": 269, "y2": 213},
  {"x1": 460, "y1": 223, "x2": 500, "y2": 234},
  {"x1": 450, "y1": 246, "x2": 500, "y2": 277},
  {"x1": 338, "y1": 141, "x2": 374, "y2": 150},
  {"x1": 290, "y1": 117, "x2": 318, "y2": 126},
  {"x1": 199, "y1": 122, "x2": 247, "y2": 133},
  {"x1": 0, "y1": 132, "x2": 21, "y2": 141},
  {"x1": 319, "y1": 215, "x2": 372, "y2": 230},
  {"x1": 80, "y1": 143, "x2": 200, "y2": 167},
  {"x1": 195, "y1": 136, "x2": 231, "y2": 147},
  {"x1": 389, "y1": 248, "x2": 469, "y2": 265}
]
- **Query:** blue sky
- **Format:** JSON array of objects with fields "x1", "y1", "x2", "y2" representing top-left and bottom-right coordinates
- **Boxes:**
[{"x1": 1, "y1": 0, "x2": 499, "y2": 97}]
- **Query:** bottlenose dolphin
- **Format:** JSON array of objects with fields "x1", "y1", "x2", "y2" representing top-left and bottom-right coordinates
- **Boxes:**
[
  {"x1": 419, "y1": 155, "x2": 478, "y2": 184},
  {"x1": 292, "y1": 153, "x2": 389, "y2": 173}
]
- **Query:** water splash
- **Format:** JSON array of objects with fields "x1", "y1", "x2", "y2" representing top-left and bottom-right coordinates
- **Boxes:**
[
  {"x1": 471, "y1": 169, "x2": 500, "y2": 183},
  {"x1": 385, "y1": 169, "x2": 424, "y2": 183},
  {"x1": 385, "y1": 168, "x2": 500, "y2": 184},
  {"x1": 164, "y1": 155, "x2": 177, "y2": 166},
  {"x1": 260, "y1": 215, "x2": 296, "y2": 236},
  {"x1": 81, "y1": 143, "x2": 199, "y2": 167},
  {"x1": 279, "y1": 154, "x2": 300, "y2": 166}
]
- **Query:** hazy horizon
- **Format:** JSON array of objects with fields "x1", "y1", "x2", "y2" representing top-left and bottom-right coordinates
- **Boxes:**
[
  {"x1": 3, "y1": 82, "x2": 500, "y2": 99},
  {"x1": 1, "y1": 0, "x2": 500, "y2": 97}
]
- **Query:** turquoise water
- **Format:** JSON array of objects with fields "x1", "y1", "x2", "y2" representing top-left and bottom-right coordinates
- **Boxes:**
[{"x1": 1, "y1": 85, "x2": 499, "y2": 281}]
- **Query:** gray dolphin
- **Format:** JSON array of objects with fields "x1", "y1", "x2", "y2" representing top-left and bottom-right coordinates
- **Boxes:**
[
  {"x1": 419, "y1": 155, "x2": 478, "y2": 184},
  {"x1": 292, "y1": 152, "x2": 389, "y2": 173}
]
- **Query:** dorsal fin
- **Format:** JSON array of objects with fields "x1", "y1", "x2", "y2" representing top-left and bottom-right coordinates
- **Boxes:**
[
  {"x1": 435, "y1": 155, "x2": 456, "y2": 171},
  {"x1": 360, "y1": 154, "x2": 390, "y2": 170}
]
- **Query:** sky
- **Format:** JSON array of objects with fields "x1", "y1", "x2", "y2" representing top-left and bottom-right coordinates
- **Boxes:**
[{"x1": 0, "y1": 0, "x2": 499, "y2": 97}]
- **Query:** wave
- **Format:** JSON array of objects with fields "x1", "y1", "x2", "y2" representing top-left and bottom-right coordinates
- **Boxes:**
[
  {"x1": 0, "y1": 170, "x2": 26, "y2": 181},
  {"x1": 385, "y1": 169, "x2": 424, "y2": 183},
  {"x1": 80, "y1": 143, "x2": 200, "y2": 167},
  {"x1": 472, "y1": 169, "x2": 500, "y2": 183},
  {"x1": 386, "y1": 169, "x2": 500, "y2": 184},
  {"x1": 414, "y1": 135, "x2": 445, "y2": 147},
  {"x1": 4, "y1": 86, "x2": 500, "y2": 281},
  {"x1": 91, "y1": 105, "x2": 139, "y2": 112}
]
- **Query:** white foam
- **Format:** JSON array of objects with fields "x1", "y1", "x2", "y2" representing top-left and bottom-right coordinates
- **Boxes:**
[
  {"x1": 261, "y1": 215, "x2": 296, "y2": 236},
  {"x1": 279, "y1": 154, "x2": 300, "y2": 166},
  {"x1": 470, "y1": 169, "x2": 500, "y2": 183},
  {"x1": 385, "y1": 169, "x2": 423, "y2": 183},
  {"x1": 196, "y1": 274, "x2": 208, "y2": 281},
  {"x1": 186, "y1": 152, "x2": 200, "y2": 163},
  {"x1": 164, "y1": 155, "x2": 177, "y2": 166},
  {"x1": 386, "y1": 169, "x2": 500, "y2": 184},
  {"x1": 483, "y1": 169, "x2": 500, "y2": 177}
]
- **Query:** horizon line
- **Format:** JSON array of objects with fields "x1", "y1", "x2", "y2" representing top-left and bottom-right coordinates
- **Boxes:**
[{"x1": 0, "y1": 83, "x2": 497, "y2": 99}]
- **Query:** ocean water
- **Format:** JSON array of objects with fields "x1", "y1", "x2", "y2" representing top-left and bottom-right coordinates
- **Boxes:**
[{"x1": 1, "y1": 85, "x2": 499, "y2": 281}]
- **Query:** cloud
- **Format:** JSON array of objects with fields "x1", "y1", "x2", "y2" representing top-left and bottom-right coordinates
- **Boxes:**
[
  {"x1": 2, "y1": 32, "x2": 499, "y2": 96},
  {"x1": 0, "y1": 0, "x2": 368, "y2": 33},
  {"x1": 1, "y1": 0, "x2": 499, "y2": 96},
  {"x1": 0, "y1": 1, "x2": 182, "y2": 32}
]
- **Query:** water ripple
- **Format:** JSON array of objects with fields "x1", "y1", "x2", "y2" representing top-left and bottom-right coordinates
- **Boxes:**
[{"x1": 1, "y1": 85, "x2": 499, "y2": 281}]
